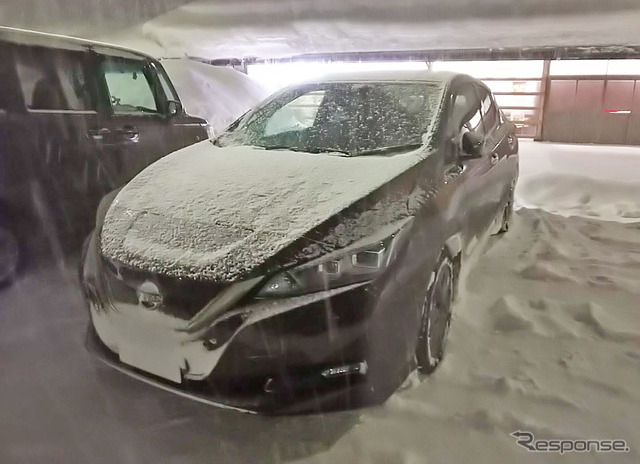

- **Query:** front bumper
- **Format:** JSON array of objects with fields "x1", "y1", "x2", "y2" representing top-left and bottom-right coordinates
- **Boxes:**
[
  {"x1": 81, "y1": 228, "x2": 423, "y2": 414},
  {"x1": 86, "y1": 322, "x2": 377, "y2": 414}
]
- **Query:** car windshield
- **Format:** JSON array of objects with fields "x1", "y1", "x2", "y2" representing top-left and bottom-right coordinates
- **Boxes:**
[{"x1": 216, "y1": 82, "x2": 443, "y2": 156}]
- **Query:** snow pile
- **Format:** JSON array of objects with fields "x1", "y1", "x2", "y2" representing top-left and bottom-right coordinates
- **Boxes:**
[
  {"x1": 100, "y1": 143, "x2": 431, "y2": 281},
  {"x1": 160, "y1": 59, "x2": 268, "y2": 135},
  {"x1": 97, "y1": 0, "x2": 640, "y2": 59},
  {"x1": 517, "y1": 174, "x2": 640, "y2": 222},
  {"x1": 516, "y1": 141, "x2": 640, "y2": 222}
]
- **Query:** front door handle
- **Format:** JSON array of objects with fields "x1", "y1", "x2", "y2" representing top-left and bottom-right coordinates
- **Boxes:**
[
  {"x1": 490, "y1": 153, "x2": 499, "y2": 165},
  {"x1": 117, "y1": 126, "x2": 140, "y2": 141}
]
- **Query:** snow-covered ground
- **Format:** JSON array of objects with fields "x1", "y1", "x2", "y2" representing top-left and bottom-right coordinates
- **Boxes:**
[{"x1": 1, "y1": 141, "x2": 639, "y2": 463}]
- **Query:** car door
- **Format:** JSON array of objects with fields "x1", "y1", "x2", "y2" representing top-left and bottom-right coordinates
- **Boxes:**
[
  {"x1": 153, "y1": 62, "x2": 208, "y2": 152},
  {"x1": 475, "y1": 84, "x2": 517, "y2": 215},
  {"x1": 443, "y1": 82, "x2": 498, "y2": 252},
  {"x1": 95, "y1": 52, "x2": 173, "y2": 185},
  {"x1": 10, "y1": 43, "x2": 105, "y2": 233}
]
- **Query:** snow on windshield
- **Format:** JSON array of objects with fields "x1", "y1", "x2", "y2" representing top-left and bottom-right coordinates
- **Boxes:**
[{"x1": 218, "y1": 81, "x2": 444, "y2": 156}]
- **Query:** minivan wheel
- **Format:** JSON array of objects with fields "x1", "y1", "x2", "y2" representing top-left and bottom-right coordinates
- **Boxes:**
[
  {"x1": 0, "y1": 226, "x2": 20, "y2": 286},
  {"x1": 416, "y1": 253, "x2": 454, "y2": 375}
]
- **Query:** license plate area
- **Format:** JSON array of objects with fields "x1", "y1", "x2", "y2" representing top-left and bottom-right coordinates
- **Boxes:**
[{"x1": 119, "y1": 342, "x2": 182, "y2": 384}]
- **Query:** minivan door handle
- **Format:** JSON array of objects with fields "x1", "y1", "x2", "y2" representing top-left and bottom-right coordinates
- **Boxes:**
[
  {"x1": 88, "y1": 127, "x2": 111, "y2": 140},
  {"x1": 117, "y1": 126, "x2": 140, "y2": 141}
]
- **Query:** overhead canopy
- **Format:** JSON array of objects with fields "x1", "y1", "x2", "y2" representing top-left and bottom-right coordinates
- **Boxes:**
[{"x1": 4, "y1": 0, "x2": 640, "y2": 60}]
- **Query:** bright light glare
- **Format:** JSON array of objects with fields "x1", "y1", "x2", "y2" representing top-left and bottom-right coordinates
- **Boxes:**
[
  {"x1": 247, "y1": 61, "x2": 428, "y2": 93},
  {"x1": 431, "y1": 60, "x2": 544, "y2": 79}
]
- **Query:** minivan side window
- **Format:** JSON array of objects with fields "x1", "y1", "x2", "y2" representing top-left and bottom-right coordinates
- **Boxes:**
[
  {"x1": 15, "y1": 47, "x2": 94, "y2": 112},
  {"x1": 156, "y1": 66, "x2": 179, "y2": 102},
  {"x1": 101, "y1": 57, "x2": 159, "y2": 114}
]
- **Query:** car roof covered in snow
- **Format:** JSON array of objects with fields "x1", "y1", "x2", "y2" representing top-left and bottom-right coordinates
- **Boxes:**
[
  {"x1": 0, "y1": 26, "x2": 156, "y2": 61},
  {"x1": 300, "y1": 70, "x2": 467, "y2": 85}
]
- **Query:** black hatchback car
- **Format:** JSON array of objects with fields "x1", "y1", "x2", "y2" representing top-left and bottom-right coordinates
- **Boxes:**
[
  {"x1": 81, "y1": 70, "x2": 518, "y2": 414},
  {"x1": 0, "y1": 27, "x2": 208, "y2": 283}
]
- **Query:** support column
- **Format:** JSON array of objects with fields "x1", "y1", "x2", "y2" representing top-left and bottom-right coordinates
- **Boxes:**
[{"x1": 535, "y1": 59, "x2": 551, "y2": 141}]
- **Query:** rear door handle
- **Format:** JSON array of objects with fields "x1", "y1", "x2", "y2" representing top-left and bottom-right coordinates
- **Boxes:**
[
  {"x1": 117, "y1": 126, "x2": 140, "y2": 141},
  {"x1": 490, "y1": 153, "x2": 499, "y2": 165}
]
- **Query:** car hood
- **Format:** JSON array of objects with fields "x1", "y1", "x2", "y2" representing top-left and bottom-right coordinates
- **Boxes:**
[{"x1": 100, "y1": 141, "x2": 427, "y2": 281}]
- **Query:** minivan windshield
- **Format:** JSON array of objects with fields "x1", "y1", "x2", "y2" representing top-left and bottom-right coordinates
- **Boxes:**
[{"x1": 217, "y1": 82, "x2": 443, "y2": 156}]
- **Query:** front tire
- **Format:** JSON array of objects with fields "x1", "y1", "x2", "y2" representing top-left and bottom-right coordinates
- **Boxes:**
[{"x1": 416, "y1": 252, "x2": 455, "y2": 375}]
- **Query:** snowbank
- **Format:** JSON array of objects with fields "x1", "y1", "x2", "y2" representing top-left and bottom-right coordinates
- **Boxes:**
[
  {"x1": 517, "y1": 174, "x2": 640, "y2": 222},
  {"x1": 160, "y1": 59, "x2": 268, "y2": 135},
  {"x1": 516, "y1": 141, "x2": 640, "y2": 222}
]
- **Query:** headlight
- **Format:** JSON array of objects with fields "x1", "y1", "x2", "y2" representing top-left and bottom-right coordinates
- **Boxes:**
[{"x1": 257, "y1": 218, "x2": 413, "y2": 298}]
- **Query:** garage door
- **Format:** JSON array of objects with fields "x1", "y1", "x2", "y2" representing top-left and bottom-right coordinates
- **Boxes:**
[{"x1": 543, "y1": 77, "x2": 640, "y2": 145}]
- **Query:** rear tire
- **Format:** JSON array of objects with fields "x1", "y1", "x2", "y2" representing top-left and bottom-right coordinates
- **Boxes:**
[{"x1": 416, "y1": 252, "x2": 455, "y2": 375}]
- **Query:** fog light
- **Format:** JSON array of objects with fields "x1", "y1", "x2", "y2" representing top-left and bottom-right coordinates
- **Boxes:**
[{"x1": 321, "y1": 361, "x2": 368, "y2": 378}]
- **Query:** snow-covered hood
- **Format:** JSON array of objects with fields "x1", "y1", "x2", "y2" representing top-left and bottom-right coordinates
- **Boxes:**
[{"x1": 100, "y1": 142, "x2": 427, "y2": 281}]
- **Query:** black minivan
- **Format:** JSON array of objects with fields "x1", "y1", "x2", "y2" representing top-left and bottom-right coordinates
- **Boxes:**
[{"x1": 0, "y1": 27, "x2": 208, "y2": 284}]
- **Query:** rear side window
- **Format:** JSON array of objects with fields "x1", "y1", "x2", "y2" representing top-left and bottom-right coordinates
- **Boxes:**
[
  {"x1": 477, "y1": 86, "x2": 500, "y2": 135},
  {"x1": 14, "y1": 46, "x2": 95, "y2": 111},
  {"x1": 101, "y1": 57, "x2": 159, "y2": 114},
  {"x1": 448, "y1": 84, "x2": 482, "y2": 135}
]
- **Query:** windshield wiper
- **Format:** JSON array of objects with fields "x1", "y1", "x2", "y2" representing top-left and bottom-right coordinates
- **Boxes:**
[
  {"x1": 262, "y1": 145, "x2": 305, "y2": 152},
  {"x1": 306, "y1": 147, "x2": 351, "y2": 156},
  {"x1": 135, "y1": 106, "x2": 157, "y2": 113},
  {"x1": 356, "y1": 143, "x2": 423, "y2": 156},
  {"x1": 262, "y1": 145, "x2": 351, "y2": 155}
]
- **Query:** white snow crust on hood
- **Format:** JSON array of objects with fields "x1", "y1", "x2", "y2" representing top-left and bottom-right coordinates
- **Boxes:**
[{"x1": 100, "y1": 141, "x2": 433, "y2": 281}]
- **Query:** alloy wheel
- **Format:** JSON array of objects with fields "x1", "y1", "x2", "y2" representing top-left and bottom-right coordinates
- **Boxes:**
[{"x1": 425, "y1": 260, "x2": 454, "y2": 365}]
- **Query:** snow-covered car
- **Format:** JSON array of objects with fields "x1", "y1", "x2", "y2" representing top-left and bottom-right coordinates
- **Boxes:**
[{"x1": 80, "y1": 71, "x2": 519, "y2": 414}]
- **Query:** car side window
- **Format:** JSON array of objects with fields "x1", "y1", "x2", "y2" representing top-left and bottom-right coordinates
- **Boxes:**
[
  {"x1": 15, "y1": 46, "x2": 94, "y2": 111},
  {"x1": 477, "y1": 85, "x2": 500, "y2": 135},
  {"x1": 448, "y1": 84, "x2": 482, "y2": 137},
  {"x1": 100, "y1": 57, "x2": 160, "y2": 115}
]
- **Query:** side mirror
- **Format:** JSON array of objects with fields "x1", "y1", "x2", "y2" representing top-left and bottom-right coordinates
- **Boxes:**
[
  {"x1": 166, "y1": 100, "x2": 183, "y2": 117},
  {"x1": 461, "y1": 131, "x2": 484, "y2": 158}
]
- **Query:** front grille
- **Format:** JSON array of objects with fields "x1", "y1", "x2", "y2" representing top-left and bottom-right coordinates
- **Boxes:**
[
  {"x1": 103, "y1": 259, "x2": 229, "y2": 320},
  {"x1": 159, "y1": 277, "x2": 229, "y2": 320}
]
